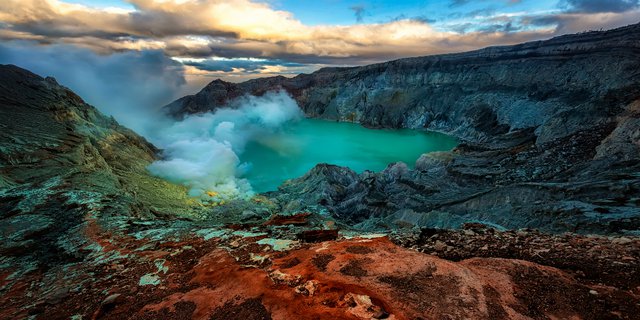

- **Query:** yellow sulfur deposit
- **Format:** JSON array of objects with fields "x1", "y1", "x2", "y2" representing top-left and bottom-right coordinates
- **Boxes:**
[{"x1": 206, "y1": 191, "x2": 219, "y2": 198}]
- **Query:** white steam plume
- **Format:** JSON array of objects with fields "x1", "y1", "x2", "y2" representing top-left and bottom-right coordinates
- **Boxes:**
[
  {"x1": 147, "y1": 91, "x2": 302, "y2": 199},
  {"x1": 0, "y1": 41, "x2": 303, "y2": 199}
]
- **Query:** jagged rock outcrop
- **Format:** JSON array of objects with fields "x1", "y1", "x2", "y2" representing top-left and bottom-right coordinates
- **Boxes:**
[
  {"x1": 166, "y1": 23, "x2": 640, "y2": 234},
  {"x1": 0, "y1": 64, "x2": 197, "y2": 272}
]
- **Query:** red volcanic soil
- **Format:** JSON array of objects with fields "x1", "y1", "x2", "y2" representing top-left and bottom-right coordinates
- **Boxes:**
[{"x1": 2, "y1": 225, "x2": 638, "y2": 320}]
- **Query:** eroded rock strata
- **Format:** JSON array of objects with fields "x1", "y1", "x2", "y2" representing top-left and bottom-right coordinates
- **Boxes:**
[{"x1": 167, "y1": 23, "x2": 640, "y2": 234}]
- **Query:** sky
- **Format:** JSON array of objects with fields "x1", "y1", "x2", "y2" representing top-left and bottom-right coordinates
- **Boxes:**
[{"x1": 0, "y1": 0, "x2": 638, "y2": 107}]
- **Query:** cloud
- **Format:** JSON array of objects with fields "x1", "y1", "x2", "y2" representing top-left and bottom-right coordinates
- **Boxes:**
[
  {"x1": 449, "y1": 0, "x2": 472, "y2": 7},
  {"x1": 0, "y1": 0, "x2": 556, "y2": 63},
  {"x1": 0, "y1": 0, "x2": 638, "y2": 81},
  {"x1": 176, "y1": 57, "x2": 304, "y2": 73},
  {"x1": 450, "y1": 0, "x2": 521, "y2": 7},
  {"x1": 521, "y1": 9, "x2": 640, "y2": 34},
  {"x1": 477, "y1": 22, "x2": 520, "y2": 33},
  {"x1": 0, "y1": 40, "x2": 189, "y2": 133},
  {"x1": 562, "y1": 0, "x2": 640, "y2": 13},
  {"x1": 349, "y1": 5, "x2": 367, "y2": 23},
  {"x1": 465, "y1": 7, "x2": 498, "y2": 18},
  {"x1": 390, "y1": 14, "x2": 436, "y2": 24}
]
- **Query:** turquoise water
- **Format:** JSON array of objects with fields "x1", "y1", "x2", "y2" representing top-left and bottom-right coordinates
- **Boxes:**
[{"x1": 240, "y1": 118, "x2": 458, "y2": 192}]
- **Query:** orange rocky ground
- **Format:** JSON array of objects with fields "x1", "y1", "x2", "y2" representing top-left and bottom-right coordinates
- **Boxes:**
[{"x1": 2, "y1": 219, "x2": 638, "y2": 320}]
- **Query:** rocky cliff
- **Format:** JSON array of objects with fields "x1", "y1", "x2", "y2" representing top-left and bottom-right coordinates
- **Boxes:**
[
  {"x1": 1, "y1": 65, "x2": 640, "y2": 319},
  {"x1": 0, "y1": 64, "x2": 199, "y2": 279},
  {"x1": 166, "y1": 23, "x2": 640, "y2": 234}
]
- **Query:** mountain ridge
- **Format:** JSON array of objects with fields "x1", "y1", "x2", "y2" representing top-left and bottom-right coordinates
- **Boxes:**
[
  {"x1": 165, "y1": 21, "x2": 640, "y2": 136},
  {"x1": 161, "y1": 22, "x2": 640, "y2": 234}
]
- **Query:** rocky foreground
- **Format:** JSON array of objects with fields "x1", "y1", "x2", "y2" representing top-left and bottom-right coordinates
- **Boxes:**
[
  {"x1": 2, "y1": 23, "x2": 640, "y2": 320},
  {"x1": 1, "y1": 211, "x2": 640, "y2": 319}
]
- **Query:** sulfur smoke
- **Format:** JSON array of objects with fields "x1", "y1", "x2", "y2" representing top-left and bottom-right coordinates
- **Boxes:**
[
  {"x1": 147, "y1": 91, "x2": 302, "y2": 199},
  {"x1": 0, "y1": 41, "x2": 303, "y2": 198}
]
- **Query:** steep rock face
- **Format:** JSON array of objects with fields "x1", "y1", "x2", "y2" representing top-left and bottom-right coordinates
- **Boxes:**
[
  {"x1": 166, "y1": 23, "x2": 640, "y2": 234},
  {"x1": 165, "y1": 23, "x2": 640, "y2": 143},
  {"x1": 0, "y1": 65, "x2": 196, "y2": 271}
]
